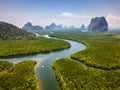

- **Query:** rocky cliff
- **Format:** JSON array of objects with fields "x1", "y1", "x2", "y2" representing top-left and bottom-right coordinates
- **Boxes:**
[{"x1": 88, "y1": 17, "x2": 108, "y2": 32}]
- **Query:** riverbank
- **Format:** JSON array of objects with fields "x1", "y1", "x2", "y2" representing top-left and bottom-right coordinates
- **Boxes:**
[{"x1": 34, "y1": 61, "x2": 42, "y2": 90}]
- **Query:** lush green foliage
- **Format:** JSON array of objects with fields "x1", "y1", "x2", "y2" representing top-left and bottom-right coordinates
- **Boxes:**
[
  {"x1": 0, "y1": 37, "x2": 70, "y2": 57},
  {"x1": 0, "y1": 61, "x2": 13, "y2": 72},
  {"x1": 0, "y1": 60, "x2": 37, "y2": 90},
  {"x1": 50, "y1": 31, "x2": 120, "y2": 70},
  {"x1": 53, "y1": 58, "x2": 120, "y2": 90}
]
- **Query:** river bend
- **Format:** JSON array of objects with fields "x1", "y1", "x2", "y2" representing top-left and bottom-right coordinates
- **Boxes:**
[{"x1": 0, "y1": 35, "x2": 86, "y2": 90}]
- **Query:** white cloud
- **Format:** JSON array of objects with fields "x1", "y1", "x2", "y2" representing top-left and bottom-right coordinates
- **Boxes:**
[
  {"x1": 58, "y1": 12, "x2": 93, "y2": 19},
  {"x1": 106, "y1": 14, "x2": 120, "y2": 27},
  {"x1": 58, "y1": 12, "x2": 80, "y2": 18}
]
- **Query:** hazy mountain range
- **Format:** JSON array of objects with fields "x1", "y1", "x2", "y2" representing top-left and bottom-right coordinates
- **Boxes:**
[
  {"x1": 0, "y1": 16, "x2": 116, "y2": 39},
  {"x1": 22, "y1": 22, "x2": 87, "y2": 32}
]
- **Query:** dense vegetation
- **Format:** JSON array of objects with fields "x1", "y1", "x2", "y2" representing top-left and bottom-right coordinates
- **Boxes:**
[
  {"x1": 53, "y1": 58, "x2": 120, "y2": 90},
  {"x1": 0, "y1": 60, "x2": 37, "y2": 90},
  {"x1": 51, "y1": 31, "x2": 120, "y2": 89},
  {"x1": 50, "y1": 31, "x2": 120, "y2": 70},
  {"x1": 0, "y1": 37, "x2": 70, "y2": 58},
  {"x1": 0, "y1": 22, "x2": 35, "y2": 40},
  {"x1": 0, "y1": 61, "x2": 13, "y2": 72}
]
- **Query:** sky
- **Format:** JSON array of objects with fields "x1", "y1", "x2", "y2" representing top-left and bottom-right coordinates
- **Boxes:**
[{"x1": 0, "y1": 0, "x2": 120, "y2": 28}]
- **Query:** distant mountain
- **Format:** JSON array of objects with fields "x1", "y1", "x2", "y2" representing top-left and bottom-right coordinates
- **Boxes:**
[
  {"x1": 0, "y1": 22, "x2": 35, "y2": 40},
  {"x1": 22, "y1": 22, "x2": 44, "y2": 32},
  {"x1": 45, "y1": 23, "x2": 56, "y2": 30},
  {"x1": 45, "y1": 23, "x2": 63, "y2": 30},
  {"x1": 88, "y1": 17, "x2": 108, "y2": 32},
  {"x1": 80, "y1": 24, "x2": 86, "y2": 30}
]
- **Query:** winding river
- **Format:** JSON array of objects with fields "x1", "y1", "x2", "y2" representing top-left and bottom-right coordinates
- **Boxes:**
[{"x1": 0, "y1": 35, "x2": 86, "y2": 90}]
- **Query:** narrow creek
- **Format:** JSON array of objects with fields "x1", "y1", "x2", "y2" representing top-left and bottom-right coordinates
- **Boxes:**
[{"x1": 0, "y1": 34, "x2": 86, "y2": 90}]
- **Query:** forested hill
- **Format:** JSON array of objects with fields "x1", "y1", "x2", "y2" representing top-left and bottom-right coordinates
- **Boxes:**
[{"x1": 0, "y1": 22, "x2": 35, "y2": 40}]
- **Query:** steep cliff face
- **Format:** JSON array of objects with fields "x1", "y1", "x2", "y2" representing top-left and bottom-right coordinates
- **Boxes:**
[
  {"x1": 88, "y1": 17, "x2": 108, "y2": 32},
  {"x1": 0, "y1": 22, "x2": 34, "y2": 40}
]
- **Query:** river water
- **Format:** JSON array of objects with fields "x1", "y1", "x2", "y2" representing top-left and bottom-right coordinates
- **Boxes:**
[{"x1": 0, "y1": 35, "x2": 86, "y2": 90}]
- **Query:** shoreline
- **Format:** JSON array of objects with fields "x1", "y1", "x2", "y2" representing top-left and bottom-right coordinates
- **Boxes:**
[{"x1": 34, "y1": 63, "x2": 42, "y2": 90}]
